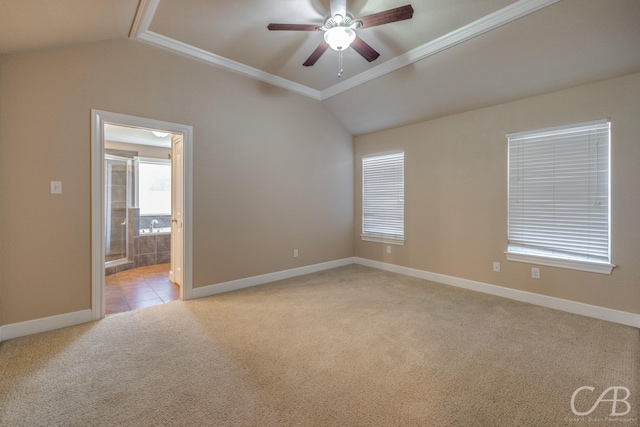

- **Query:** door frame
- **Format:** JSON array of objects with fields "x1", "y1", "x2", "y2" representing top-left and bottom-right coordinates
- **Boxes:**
[
  {"x1": 170, "y1": 134, "x2": 184, "y2": 287},
  {"x1": 90, "y1": 110, "x2": 193, "y2": 320}
]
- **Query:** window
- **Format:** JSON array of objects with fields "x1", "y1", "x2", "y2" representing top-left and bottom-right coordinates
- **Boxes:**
[
  {"x1": 506, "y1": 119, "x2": 613, "y2": 274},
  {"x1": 362, "y1": 152, "x2": 405, "y2": 244},
  {"x1": 136, "y1": 157, "x2": 171, "y2": 215}
]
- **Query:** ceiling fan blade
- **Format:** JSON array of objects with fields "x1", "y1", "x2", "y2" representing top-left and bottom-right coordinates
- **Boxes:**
[
  {"x1": 267, "y1": 23, "x2": 320, "y2": 31},
  {"x1": 351, "y1": 36, "x2": 380, "y2": 62},
  {"x1": 356, "y1": 4, "x2": 414, "y2": 29},
  {"x1": 330, "y1": 0, "x2": 347, "y2": 19},
  {"x1": 303, "y1": 41, "x2": 330, "y2": 66}
]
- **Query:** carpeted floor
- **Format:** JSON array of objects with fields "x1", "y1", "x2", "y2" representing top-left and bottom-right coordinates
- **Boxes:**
[{"x1": 0, "y1": 265, "x2": 638, "y2": 426}]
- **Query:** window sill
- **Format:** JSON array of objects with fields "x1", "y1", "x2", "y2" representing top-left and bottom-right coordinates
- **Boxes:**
[
  {"x1": 361, "y1": 235, "x2": 405, "y2": 246},
  {"x1": 505, "y1": 251, "x2": 615, "y2": 275}
]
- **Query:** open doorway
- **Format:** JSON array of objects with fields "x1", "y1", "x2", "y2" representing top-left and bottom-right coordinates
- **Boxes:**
[
  {"x1": 91, "y1": 110, "x2": 193, "y2": 320},
  {"x1": 103, "y1": 125, "x2": 175, "y2": 314}
]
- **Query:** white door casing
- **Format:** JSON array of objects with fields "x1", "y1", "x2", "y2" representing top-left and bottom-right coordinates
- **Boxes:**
[
  {"x1": 171, "y1": 133, "x2": 184, "y2": 288},
  {"x1": 91, "y1": 110, "x2": 193, "y2": 320}
]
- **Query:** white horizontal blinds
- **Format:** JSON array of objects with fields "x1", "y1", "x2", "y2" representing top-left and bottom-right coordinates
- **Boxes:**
[
  {"x1": 362, "y1": 152, "x2": 404, "y2": 241},
  {"x1": 508, "y1": 119, "x2": 610, "y2": 262}
]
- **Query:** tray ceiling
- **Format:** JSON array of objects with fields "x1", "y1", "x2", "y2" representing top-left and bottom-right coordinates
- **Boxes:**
[{"x1": 2, "y1": 0, "x2": 639, "y2": 135}]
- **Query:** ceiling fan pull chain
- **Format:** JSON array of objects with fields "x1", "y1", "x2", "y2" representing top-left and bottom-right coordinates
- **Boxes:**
[{"x1": 338, "y1": 48, "x2": 344, "y2": 78}]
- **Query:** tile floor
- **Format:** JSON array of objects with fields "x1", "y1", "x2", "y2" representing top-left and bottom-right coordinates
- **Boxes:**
[{"x1": 105, "y1": 263, "x2": 180, "y2": 315}]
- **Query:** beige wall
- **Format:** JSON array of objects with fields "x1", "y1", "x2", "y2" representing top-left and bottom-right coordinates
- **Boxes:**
[
  {"x1": 0, "y1": 39, "x2": 354, "y2": 325},
  {"x1": 1, "y1": 36, "x2": 636, "y2": 328},
  {"x1": 354, "y1": 72, "x2": 640, "y2": 315}
]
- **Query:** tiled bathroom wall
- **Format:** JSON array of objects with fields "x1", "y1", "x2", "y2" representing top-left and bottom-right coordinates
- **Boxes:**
[
  {"x1": 106, "y1": 209, "x2": 171, "y2": 275},
  {"x1": 139, "y1": 215, "x2": 172, "y2": 230}
]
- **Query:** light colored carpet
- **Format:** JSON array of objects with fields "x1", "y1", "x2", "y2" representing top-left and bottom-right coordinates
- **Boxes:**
[{"x1": 0, "y1": 265, "x2": 637, "y2": 426}]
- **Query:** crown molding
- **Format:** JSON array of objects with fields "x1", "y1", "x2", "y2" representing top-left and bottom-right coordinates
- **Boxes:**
[
  {"x1": 130, "y1": 0, "x2": 559, "y2": 101},
  {"x1": 129, "y1": 0, "x2": 160, "y2": 38},
  {"x1": 137, "y1": 30, "x2": 322, "y2": 100}
]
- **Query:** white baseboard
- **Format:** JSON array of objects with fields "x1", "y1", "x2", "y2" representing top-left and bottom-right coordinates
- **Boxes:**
[
  {"x1": 0, "y1": 257, "x2": 352, "y2": 342},
  {"x1": 354, "y1": 258, "x2": 640, "y2": 328},
  {"x1": 0, "y1": 309, "x2": 93, "y2": 342},
  {"x1": 192, "y1": 257, "x2": 357, "y2": 299},
  {"x1": 3, "y1": 256, "x2": 634, "y2": 342}
]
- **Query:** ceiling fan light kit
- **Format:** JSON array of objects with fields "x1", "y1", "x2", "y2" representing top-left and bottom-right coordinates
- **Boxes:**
[
  {"x1": 324, "y1": 26, "x2": 356, "y2": 51},
  {"x1": 267, "y1": 2, "x2": 414, "y2": 76}
]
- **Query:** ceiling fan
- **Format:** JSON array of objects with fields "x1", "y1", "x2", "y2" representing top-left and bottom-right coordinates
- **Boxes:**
[{"x1": 268, "y1": 0, "x2": 414, "y2": 76}]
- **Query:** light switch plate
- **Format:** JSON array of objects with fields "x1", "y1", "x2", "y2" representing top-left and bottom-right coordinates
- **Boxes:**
[{"x1": 50, "y1": 181, "x2": 62, "y2": 194}]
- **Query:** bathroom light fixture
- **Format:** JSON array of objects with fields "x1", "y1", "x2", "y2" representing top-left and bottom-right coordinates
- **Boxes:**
[{"x1": 152, "y1": 131, "x2": 169, "y2": 138}]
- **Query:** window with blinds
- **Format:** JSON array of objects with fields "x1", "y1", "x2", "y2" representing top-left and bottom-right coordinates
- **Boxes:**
[
  {"x1": 506, "y1": 119, "x2": 613, "y2": 274},
  {"x1": 362, "y1": 152, "x2": 405, "y2": 244}
]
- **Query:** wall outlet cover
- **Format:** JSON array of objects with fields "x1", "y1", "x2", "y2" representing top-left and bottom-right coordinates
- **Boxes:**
[
  {"x1": 532, "y1": 267, "x2": 540, "y2": 279},
  {"x1": 50, "y1": 181, "x2": 62, "y2": 194}
]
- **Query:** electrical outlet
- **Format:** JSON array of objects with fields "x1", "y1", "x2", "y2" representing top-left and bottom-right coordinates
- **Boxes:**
[
  {"x1": 293, "y1": 249, "x2": 298, "y2": 258},
  {"x1": 493, "y1": 262, "x2": 501, "y2": 272},
  {"x1": 531, "y1": 267, "x2": 540, "y2": 279},
  {"x1": 50, "y1": 181, "x2": 62, "y2": 194},
  {"x1": 386, "y1": 245, "x2": 391, "y2": 254}
]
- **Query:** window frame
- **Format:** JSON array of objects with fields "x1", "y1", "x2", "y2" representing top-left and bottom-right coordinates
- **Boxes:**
[
  {"x1": 505, "y1": 119, "x2": 614, "y2": 274},
  {"x1": 361, "y1": 151, "x2": 405, "y2": 245}
]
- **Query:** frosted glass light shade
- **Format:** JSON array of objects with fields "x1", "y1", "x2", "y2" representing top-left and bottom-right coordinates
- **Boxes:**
[{"x1": 324, "y1": 27, "x2": 356, "y2": 51}]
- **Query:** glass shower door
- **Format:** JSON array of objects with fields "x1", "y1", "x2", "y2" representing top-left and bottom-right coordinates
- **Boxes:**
[{"x1": 105, "y1": 155, "x2": 131, "y2": 266}]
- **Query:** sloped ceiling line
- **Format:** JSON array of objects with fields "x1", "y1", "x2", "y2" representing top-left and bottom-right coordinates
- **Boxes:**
[
  {"x1": 138, "y1": 30, "x2": 323, "y2": 100},
  {"x1": 130, "y1": 0, "x2": 159, "y2": 39},
  {"x1": 130, "y1": 0, "x2": 559, "y2": 101}
]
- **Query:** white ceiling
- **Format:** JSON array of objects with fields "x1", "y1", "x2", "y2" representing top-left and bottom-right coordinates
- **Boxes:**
[
  {"x1": 2, "y1": 0, "x2": 639, "y2": 135},
  {"x1": 104, "y1": 123, "x2": 172, "y2": 148}
]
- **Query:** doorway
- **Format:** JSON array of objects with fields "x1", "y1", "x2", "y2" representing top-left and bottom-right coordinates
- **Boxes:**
[{"x1": 91, "y1": 110, "x2": 193, "y2": 320}]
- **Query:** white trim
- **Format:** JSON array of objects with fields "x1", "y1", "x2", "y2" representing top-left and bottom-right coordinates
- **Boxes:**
[
  {"x1": 91, "y1": 110, "x2": 194, "y2": 319},
  {"x1": 129, "y1": 0, "x2": 160, "y2": 38},
  {"x1": 129, "y1": 0, "x2": 559, "y2": 100},
  {"x1": 506, "y1": 118, "x2": 610, "y2": 140},
  {"x1": 361, "y1": 235, "x2": 405, "y2": 245},
  {"x1": 3, "y1": 257, "x2": 636, "y2": 341},
  {"x1": 354, "y1": 258, "x2": 639, "y2": 328},
  {"x1": 91, "y1": 111, "x2": 106, "y2": 320},
  {"x1": 321, "y1": 0, "x2": 560, "y2": 99},
  {"x1": 0, "y1": 310, "x2": 93, "y2": 341},
  {"x1": 505, "y1": 251, "x2": 615, "y2": 275},
  {"x1": 191, "y1": 258, "x2": 356, "y2": 299},
  {"x1": 136, "y1": 31, "x2": 322, "y2": 100}
]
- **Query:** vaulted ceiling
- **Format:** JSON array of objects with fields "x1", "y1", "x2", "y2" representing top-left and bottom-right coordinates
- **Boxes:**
[{"x1": 2, "y1": 0, "x2": 639, "y2": 135}]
